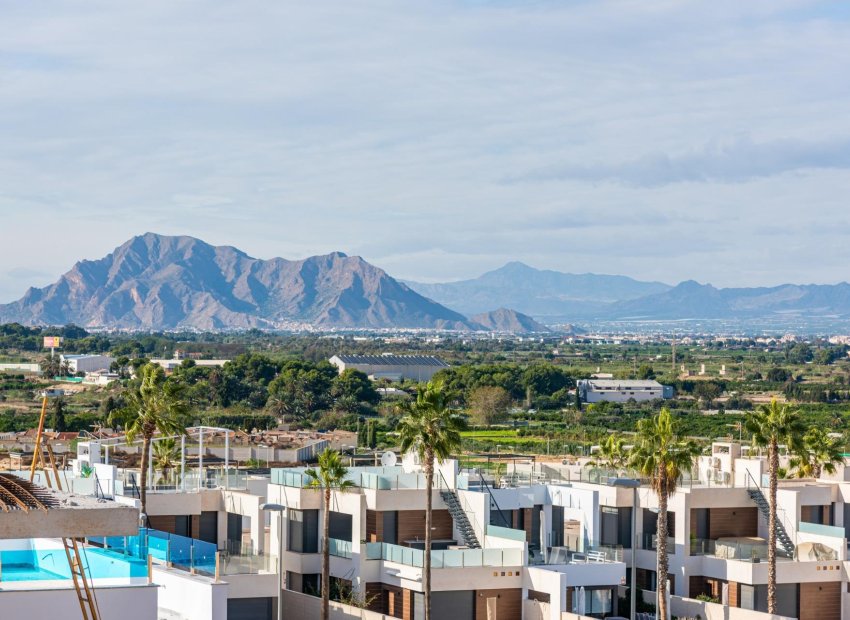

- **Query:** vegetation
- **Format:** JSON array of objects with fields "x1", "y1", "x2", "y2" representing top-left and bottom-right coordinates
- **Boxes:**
[
  {"x1": 629, "y1": 408, "x2": 700, "y2": 620},
  {"x1": 305, "y1": 448, "x2": 354, "y2": 620},
  {"x1": 108, "y1": 364, "x2": 188, "y2": 519},
  {"x1": 397, "y1": 381, "x2": 467, "y2": 620},
  {"x1": 745, "y1": 399, "x2": 805, "y2": 614}
]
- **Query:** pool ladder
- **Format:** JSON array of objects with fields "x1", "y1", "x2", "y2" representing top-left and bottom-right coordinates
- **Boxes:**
[{"x1": 62, "y1": 538, "x2": 102, "y2": 620}]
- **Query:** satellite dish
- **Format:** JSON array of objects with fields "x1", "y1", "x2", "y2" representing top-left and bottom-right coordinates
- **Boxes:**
[{"x1": 381, "y1": 451, "x2": 398, "y2": 467}]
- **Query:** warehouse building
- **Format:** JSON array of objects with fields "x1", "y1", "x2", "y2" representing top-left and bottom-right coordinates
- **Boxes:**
[
  {"x1": 577, "y1": 378, "x2": 673, "y2": 403},
  {"x1": 329, "y1": 354, "x2": 449, "y2": 382},
  {"x1": 59, "y1": 354, "x2": 115, "y2": 374}
]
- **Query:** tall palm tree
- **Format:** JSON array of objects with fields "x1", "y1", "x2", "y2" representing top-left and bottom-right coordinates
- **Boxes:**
[
  {"x1": 586, "y1": 434, "x2": 627, "y2": 478},
  {"x1": 629, "y1": 408, "x2": 699, "y2": 620},
  {"x1": 109, "y1": 363, "x2": 187, "y2": 521},
  {"x1": 790, "y1": 426, "x2": 844, "y2": 479},
  {"x1": 397, "y1": 381, "x2": 467, "y2": 620},
  {"x1": 745, "y1": 399, "x2": 805, "y2": 614},
  {"x1": 305, "y1": 448, "x2": 354, "y2": 620}
]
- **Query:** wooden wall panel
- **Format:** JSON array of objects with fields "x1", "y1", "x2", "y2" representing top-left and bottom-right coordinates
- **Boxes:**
[
  {"x1": 402, "y1": 588, "x2": 413, "y2": 620},
  {"x1": 523, "y1": 508, "x2": 532, "y2": 543},
  {"x1": 148, "y1": 515, "x2": 176, "y2": 534},
  {"x1": 397, "y1": 510, "x2": 453, "y2": 544},
  {"x1": 800, "y1": 582, "x2": 841, "y2": 620},
  {"x1": 366, "y1": 510, "x2": 382, "y2": 542},
  {"x1": 728, "y1": 581, "x2": 740, "y2": 608},
  {"x1": 384, "y1": 585, "x2": 403, "y2": 618},
  {"x1": 365, "y1": 583, "x2": 383, "y2": 613},
  {"x1": 475, "y1": 588, "x2": 522, "y2": 620},
  {"x1": 709, "y1": 507, "x2": 758, "y2": 539}
]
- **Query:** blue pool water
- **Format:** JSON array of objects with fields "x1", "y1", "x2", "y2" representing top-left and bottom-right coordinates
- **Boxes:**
[{"x1": 0, "y1": 546, "x2": 148, "y2": 582}]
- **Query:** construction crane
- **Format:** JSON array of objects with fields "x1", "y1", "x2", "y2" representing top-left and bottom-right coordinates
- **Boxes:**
[{"x1": 29, "y1": 393, "x2": 102, "y2": 620}]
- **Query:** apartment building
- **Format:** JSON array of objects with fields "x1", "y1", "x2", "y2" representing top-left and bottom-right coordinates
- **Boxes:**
[{"x1": 7, "y1": 433, "x2": 850, "y2": 620}]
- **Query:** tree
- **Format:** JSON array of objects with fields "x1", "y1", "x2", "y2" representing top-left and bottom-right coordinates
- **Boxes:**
[
  {"x1": 305, "y1": 448, "x2": 354, "y2": 620},
  {"x1": 585, "y1": 434, "x2": 627, "y2": 475},
  {"x1": 332, "y1": 369, "x2": 379, "y2": 406},
  {"x1": 789, "y1": 426, "x2": 843, "y2": 479},
  {"x1": 745, "y1": 399, "x2": 805, "y2": 614},
  {"x1": 51, "y1": 398, "x2": 67, "y2": 433},
  {"x1": 153, "y1": 438, "x2": 180, "y2": 485},
  {"x1": 367, "y1": 419, "x2": 377, "y2": 449},
  {"x1": 468, "y1": 386, "x2": 511, "y2": 426},
  {"x1": 109, "y1": 364, "x2": 188, "y2": 520},
  {"x1": 397, "y1": 381, "x2": 467, "y2": 620},
  {"x1": 637, "y1": 364, "x2": 656, "y2": 380},
  {"x1": 629, "y1": 408, "x2": 699, "y2": 620}
]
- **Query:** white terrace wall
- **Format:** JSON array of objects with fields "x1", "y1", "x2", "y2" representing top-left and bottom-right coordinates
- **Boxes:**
[
  {"x1": 671, "y1": 596, "x2": 795, "y2": 620},
  {"x1": 282, "y1": 589, "x2": 391, "y2": 620}
]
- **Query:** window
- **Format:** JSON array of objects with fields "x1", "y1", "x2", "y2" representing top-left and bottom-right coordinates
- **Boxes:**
[{"x1": 288, "y1": 509, "x2": 319, "y2": 553}]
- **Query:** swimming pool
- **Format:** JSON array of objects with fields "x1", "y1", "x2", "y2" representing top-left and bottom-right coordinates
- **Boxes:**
[{"x1": 0, "y1": 544, "x2": 148, "y2": 583}]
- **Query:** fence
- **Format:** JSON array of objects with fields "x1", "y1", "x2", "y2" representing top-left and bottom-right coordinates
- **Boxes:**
[
  {"x1": 88, "y1": 528, "x2": 218, "y2": 576},
  {"x1": 364, "y1": 542, "x2": 523, "y2": 568}
]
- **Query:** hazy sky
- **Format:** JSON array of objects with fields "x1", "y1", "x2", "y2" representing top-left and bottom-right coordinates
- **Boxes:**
[{"x1": 2, "y1": 0, "x2": 850, "y2": 302}]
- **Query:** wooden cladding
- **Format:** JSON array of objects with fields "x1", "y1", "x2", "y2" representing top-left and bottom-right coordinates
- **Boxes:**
[
  {"x1": 800, "y1": 582, "x2": 840, "y2": 620},
  {"x1": 368, "y1": 509, "x2": 453, "y2": 544},
  {"x1": 475, "y1": 588, "x2": 522, "y2": 620},
  {"x1": 710, "y1": 507, "x2": 757, "y2": 539}
]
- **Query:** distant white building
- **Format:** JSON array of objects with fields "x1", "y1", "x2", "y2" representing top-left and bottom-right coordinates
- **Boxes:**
[
  {"x1": 577, "y1": 378, "x2": 673, "y2": 403},
  {"x1": 329, "y1": 354, "x2": 449, "y2": 382},
  {"x1": 149, "y1": 350, "x2": 231, "y2": 372},
  {"x1": 60, "y1": 354, "x2": 115, "y2": 374}
]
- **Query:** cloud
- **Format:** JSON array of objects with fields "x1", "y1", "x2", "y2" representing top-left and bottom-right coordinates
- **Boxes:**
[
  {"x1": 511, "y1": 135, "x2": 850, "y2": 186},
  {"x1": 1, "y1": 0, "x2": 850, "y2": 294}
]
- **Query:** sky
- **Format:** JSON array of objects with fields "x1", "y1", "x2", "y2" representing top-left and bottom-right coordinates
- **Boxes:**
[{"x1": 2, "y1": 0, "x2": 850, "y2": 302}]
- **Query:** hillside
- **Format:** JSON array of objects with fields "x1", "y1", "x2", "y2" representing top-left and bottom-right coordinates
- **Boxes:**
[{"x1": 0, "y1": 234, "x2": 473, "y2": 330}]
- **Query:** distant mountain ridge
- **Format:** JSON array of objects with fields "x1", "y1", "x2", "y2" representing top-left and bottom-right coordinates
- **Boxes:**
[
  {"x1": 468, "y1": 308, "x2": 550, "y2": 333},
  {"x1": 608, "y1": 279, "x2": 850, "y2": 320},
  {"x1": 0, "y1": 234, "x2": 474, "y2": 330},
  {"x1": 405, "y1": 262, "x2": 671, "y2": 317}
]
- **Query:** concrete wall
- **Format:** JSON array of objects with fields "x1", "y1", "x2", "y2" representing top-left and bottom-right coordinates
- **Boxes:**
[
  {"x1": 282, "y1": 588, "x2": 391, "y2": 619},
  {"x1": 153, "y1": 565, "x2": 228, "y2": 620},
  {"x1": 670, "y1": 595, "x2": 795, "y2": 620},
  {"x1": 0, "y1": 584, "x2": 157, "y2": 620}
]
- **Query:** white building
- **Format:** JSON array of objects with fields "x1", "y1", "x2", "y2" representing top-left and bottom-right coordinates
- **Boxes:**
[
  {"x1": 577, "y1": 379, "x2": 673, "y2": 403},
  {"x1": 60, "y1": 353, "x2": 115, "y2": 374},
  {"x1": 329, "y1": 354, "x2": 449, "y2": 382}
]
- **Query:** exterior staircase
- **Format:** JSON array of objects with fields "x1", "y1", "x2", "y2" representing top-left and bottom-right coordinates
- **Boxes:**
[
  {"x1": 440, "y1": 489, "x2": 481, "y2": 549},
  {"x1": 747, "y1": 486, "x2": 795, "y2": 557}
]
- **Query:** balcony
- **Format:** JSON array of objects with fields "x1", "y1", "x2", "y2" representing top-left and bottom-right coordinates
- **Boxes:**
[
  {"x1": 365, "y1": 542, "x2": 523, "y2": 568},
  {"x1": 328, "y1": 538, "x2": 353, "y2": 559},
  {"x1": 689, "y1": 537, "x2": 793, "y2": 562},
  {"x1": 529, "y1": 540, "x2": 623, "y2": 566}
]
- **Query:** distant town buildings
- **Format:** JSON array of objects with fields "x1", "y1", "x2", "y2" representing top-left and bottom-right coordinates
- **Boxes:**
[
  {"x1": 329, "y1": 354, "x2": 449, "y2": 382},
  {"x1": 577, "y1": 378, "x2": 673, "y2": 403}
]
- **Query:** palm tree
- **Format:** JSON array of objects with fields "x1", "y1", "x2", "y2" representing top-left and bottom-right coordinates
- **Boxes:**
[
  {"x1": 790, "y1": 426, "x2": 844, "y2": 479},
  {"x1": 397, "y1": 381, "x2": 467, "y2": 620},
  {"x1": 109, "y1": 363, "x2": 187, "y2": 521},
  {"x1": 586, "y1": 434, "x2": 627, "y2": 478},
  {"x1": 629, "y1": 408, "x2": 699, "y2": 620},
  {"x1": 153, "y1": 438, "x2": 181, "y2": 485},
  {"x1": 305, "y1": 448, "x2": 355, "y2": 620},
  {"x1": 745, "y1": 398, "x2": 805, "y2": 614}
]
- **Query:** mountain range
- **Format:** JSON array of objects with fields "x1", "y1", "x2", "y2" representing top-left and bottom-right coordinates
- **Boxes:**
[
  {"x1": 3, "y1": 233, "x2": 850, "y2": 331},
  {"x1": 0, "y1": 234, "x2": 476, "y2": 331},
  {"x1": 405, "y1": 262, "x2": 670, "y2": 317}
]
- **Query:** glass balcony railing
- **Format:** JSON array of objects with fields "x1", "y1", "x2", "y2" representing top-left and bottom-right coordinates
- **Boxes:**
[
  {"x1": 364, "y1": 542, "x2": 522, "y2": 568},
  {"x1": 529, "y1": 540, "x2": 623, "y2": 565},
  {"x1": 689, "y1": 537, "x2": 792, "y2": 561},
  {"x1": 329, "y1": 538, "x2": 353, "y2": 559}
]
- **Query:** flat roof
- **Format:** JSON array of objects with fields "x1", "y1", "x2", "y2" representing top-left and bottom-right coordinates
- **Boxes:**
[
  {"x1": 582, "y1": 379, "x2": 663, "y2": 388},
  {"x1": 332, "y1": 355, "x2": 449, "y2": 367}
]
